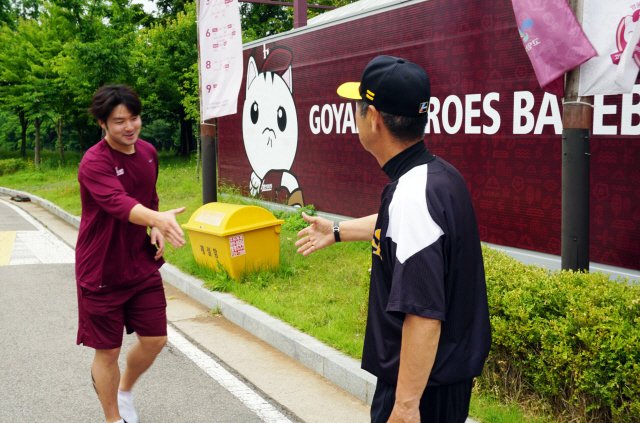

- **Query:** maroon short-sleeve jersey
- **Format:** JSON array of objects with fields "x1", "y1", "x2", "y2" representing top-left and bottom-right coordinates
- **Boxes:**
[{"x1": 76, "y1": 139, "x2": 164, "y2": 292}]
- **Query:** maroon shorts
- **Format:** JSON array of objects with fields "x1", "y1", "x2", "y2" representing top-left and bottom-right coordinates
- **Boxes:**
[{"x1": 77, "y1": 271, "x2": 167, "y2": 350}]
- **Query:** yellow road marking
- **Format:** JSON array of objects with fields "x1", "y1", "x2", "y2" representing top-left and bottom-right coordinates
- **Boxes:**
[{"x1": 0, "y1": 231, "x2": 16, "y2": 266}]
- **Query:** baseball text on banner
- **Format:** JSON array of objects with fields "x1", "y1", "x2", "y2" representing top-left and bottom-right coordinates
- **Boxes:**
[
  {"x1": 580, "y1": 1, "x2": 640, "y2": 96},
  {"x1": 198, "y1": 0, "x2": 243, "y2": 120},
  {"x1": 511, "y1": 0, "x2": 596, "y2": 97}
]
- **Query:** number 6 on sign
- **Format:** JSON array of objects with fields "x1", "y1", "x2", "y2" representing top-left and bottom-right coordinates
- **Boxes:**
[{"x1": 206, "y1": 29, "x2": 210, "y2": 37}]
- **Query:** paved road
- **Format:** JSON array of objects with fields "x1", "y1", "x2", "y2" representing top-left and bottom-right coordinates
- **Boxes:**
[{"x1": 0, "y1": 200, "x2": 298, "y2": 423}]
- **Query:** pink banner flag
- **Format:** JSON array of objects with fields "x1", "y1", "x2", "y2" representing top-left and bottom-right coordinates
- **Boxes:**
[{"x1": 512, "y1": 0, "x2": 597, "y2": 97}]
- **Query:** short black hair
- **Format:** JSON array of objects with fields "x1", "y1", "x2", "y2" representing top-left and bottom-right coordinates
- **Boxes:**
[
  {"x1": 89, "y1": 85, "x2": 142, "y2": 124},
  {"x1": 357, "y1": 100, "x2": 428, "y2": 143}
]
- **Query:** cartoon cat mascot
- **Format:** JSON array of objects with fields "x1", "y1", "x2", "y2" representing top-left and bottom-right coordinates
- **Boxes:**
[
  {"x1": 242, "y1": 47, "x2": 304, "y2": 207},
  {"x1": 618, "y1": 10, "x2": 640, "y2": 67}
]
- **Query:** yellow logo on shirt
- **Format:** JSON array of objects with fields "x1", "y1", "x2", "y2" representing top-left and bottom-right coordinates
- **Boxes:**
[{"x1": 372, "y1": 229, "x2": 382, "y2": 260}]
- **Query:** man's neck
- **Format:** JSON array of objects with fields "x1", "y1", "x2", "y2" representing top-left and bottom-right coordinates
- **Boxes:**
[
  {"x1": 105, "y1": 135, "x2": 135, "y2": 155},
  {"x1": 373, "y1": 137, "x2": 423, "y2": 168}
]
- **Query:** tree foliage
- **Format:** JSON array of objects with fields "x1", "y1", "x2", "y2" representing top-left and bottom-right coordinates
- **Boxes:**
[
  {"x1": 0, "y1": 0, "x2": 354, "y2": 157},
  {"x1": 136, "y1": 1, "x2": 198, "y2": 154}
]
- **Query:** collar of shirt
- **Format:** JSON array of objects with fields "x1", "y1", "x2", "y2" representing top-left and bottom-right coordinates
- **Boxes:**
[{"x1": 381, "y1": 140, "x2": 436, "y2": 182}]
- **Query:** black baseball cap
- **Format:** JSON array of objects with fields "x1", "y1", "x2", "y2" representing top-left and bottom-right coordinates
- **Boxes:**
[{"x1": 337, "y1": 55, "x2": 431, "y2": 117}]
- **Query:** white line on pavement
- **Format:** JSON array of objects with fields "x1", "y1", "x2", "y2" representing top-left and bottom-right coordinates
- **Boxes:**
[
  {"x1": 1, "y1": 199, "x2": 47, "y2": 231},
  {"x1": 166, "y1": 325, "x2": 293, "y2": 423},
  {"x1": 0, "y1": 200, "x2": 75, "y2": 265}
]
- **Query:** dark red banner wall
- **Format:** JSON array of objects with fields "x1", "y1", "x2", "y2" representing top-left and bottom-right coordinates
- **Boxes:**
[{"x1": 217, "y1": 0, "x2": 640, "y2": 272}]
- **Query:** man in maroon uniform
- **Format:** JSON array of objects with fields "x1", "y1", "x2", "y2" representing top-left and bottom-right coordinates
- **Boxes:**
[{"x1": 77, "y1": 85, "x2": 186, "y2": 423}]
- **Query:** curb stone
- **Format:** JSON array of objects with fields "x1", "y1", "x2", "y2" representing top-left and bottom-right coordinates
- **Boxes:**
[
  {"x1": 0, "y1": 186, "x2": 480, "y2": 421},
  {"x1": 159, "y1": 262, "x2": 378, "y2": 404},
  {"x1": 0, "y1": 187, "x2": 82, "y2": 228}
]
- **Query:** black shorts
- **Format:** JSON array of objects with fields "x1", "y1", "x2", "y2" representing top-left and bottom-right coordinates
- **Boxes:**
[{"x1": 370, "y1": 378, "x2": 473, "y2": 423}]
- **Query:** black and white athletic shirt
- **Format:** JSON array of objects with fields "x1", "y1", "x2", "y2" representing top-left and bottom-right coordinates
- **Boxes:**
[{"x1": 361, "y1": 141, "x2": 491, "y2": 387}]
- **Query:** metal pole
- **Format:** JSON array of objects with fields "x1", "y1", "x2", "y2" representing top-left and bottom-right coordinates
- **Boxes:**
[
  {"x1": 197, "y1": 0, "x2": 218, "y2": 204},
  {"x1": 561, "y1": 0, "x2": 591, "y2": 272},
  {"x1": 202, "y1": 120, "x2": 218, "y2": 204},
  {"x1": 293, "y1": 0, "x2": 308, "y2": 28}
]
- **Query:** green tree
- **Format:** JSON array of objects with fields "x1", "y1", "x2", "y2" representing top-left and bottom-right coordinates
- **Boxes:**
[
  {"x1": 0, "y1": 0, "x2": 14, "y2": 28},
  {"x1": 136, "y1": 2, "x2": 197, "y2": 155},
  {"x1": 13, "y1": 0, "x2": 40, "y2": 20},
  {"x1": 239, "y1": 0, "x2": 355, "y2": 42},
  {"x1": 50, "y1": 0, "x2": 154, "y2": 153},
  {"x1": 0, "y1": 17, "x2": 47, "y2": 159},
  {"x1": 179, "y1": 61, "x2": 201, "y2": 178},
  {"x1": 156, "y1": 0, "x2": 190, "y2": 19},
  {"x1": 240, "y1": 2, "x2": 292, "y2": 43}
]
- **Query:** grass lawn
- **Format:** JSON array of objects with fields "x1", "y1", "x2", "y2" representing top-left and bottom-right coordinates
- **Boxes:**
[
  {"x1": 0, "y1": 149, "x2": 552, "y2": 423},
  {"x1": 469, "y1": 394, "x2": 550, "y2": 423}
]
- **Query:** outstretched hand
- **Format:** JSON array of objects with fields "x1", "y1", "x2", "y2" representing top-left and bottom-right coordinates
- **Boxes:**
[
  {"x1": 155, "y1": 207, "x2": 186, "y2": 248},
  {"x1": 295, "y1": 212, "x2": 335, "y2": 256}
]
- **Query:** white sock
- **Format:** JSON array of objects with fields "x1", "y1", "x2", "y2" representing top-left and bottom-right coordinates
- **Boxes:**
[
  {"x1": 114, "y1": 420, "x2": 125, "y2": 423},
  {"x1": 117, "y1": 388, "x2": 139, "y2": 423},
  {"x1": 118, "y1": 389, "x2": 133, "y2": 399}
]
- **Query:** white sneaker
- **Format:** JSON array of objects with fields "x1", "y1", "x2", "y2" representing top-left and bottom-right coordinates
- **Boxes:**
[{"x1": 117, "y1": 390, "x2": 139, "y2": 423}]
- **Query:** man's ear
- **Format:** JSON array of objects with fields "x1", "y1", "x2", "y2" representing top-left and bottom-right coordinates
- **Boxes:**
[{"x1": 369, "y1": 105, "x2": 382, "y2": 134}]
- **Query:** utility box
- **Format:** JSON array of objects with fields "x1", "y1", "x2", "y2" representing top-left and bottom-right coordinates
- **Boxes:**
[{"x1": 182, "y1": 203, "x2": 285, "y2": 279}]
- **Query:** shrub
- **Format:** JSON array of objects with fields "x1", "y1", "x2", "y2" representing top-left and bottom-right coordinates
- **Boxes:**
[
  {"x1": 0, "y1": 158, "x2": 27, "y2": 176},
  {"x1": 479, "y1": 245, "x2": 640, "y2": 422},
  {"x1": 273, "y1": 205, "x2": 317, "y2": 232}
]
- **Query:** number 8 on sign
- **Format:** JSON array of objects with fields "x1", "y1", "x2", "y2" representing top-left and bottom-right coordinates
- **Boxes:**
[{"x1": 206, "y1": 61, "x2": 211, "y2": 69}]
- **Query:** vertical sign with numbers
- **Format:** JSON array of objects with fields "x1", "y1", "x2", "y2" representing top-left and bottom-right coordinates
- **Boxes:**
[{"x1": 198, "y1": 0, "x2": 243, "y2": 120}]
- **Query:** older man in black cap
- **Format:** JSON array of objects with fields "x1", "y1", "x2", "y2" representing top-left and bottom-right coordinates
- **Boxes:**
[{"x1": 296, "y1": 56, "x2": 491, "y2": 423}]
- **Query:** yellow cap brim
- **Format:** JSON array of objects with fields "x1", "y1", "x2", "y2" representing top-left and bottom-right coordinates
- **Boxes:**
[{"x1": 337, "y1": 82, "x2": 362, "y2": 100}]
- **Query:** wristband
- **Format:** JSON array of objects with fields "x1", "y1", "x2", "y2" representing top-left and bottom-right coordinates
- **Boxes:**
[{"x1": 333, "y1": 221, "x2": 341, "y2": 243}]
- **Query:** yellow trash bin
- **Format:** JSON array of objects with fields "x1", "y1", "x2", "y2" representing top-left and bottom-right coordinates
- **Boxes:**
[{"x1": 181, "y1": 202, "x2": 285, "y2": 279}]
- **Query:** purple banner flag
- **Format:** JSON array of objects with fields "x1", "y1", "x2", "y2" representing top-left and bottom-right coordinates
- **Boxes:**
[{"x1": 512, "y1": 0, "x2": 597, "y2": 97}]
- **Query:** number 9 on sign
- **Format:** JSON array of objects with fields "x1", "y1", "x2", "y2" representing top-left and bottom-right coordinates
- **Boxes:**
[{"x1": 206, "y1": 85, "x2": 211, "y2": 93}]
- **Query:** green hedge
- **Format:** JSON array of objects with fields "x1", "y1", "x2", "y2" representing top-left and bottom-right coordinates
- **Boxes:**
[
  {"x1": 0, "y1": 158, "x2": 27, "y2": 176},
  {"x1": 480, "y1": 246, "x2": 640, "y2": 422}
]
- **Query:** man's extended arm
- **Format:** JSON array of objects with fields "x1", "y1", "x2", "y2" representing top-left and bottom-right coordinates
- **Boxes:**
[
  {"x1": 388, "y1": 315, "x2": 441, "y2": 423},
  {"x1": 79, "y1": 158, "x2": 186, "y2": 248},
  {"x1": 295, "y1": 213, "x2": 377, "y2": 255}
]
